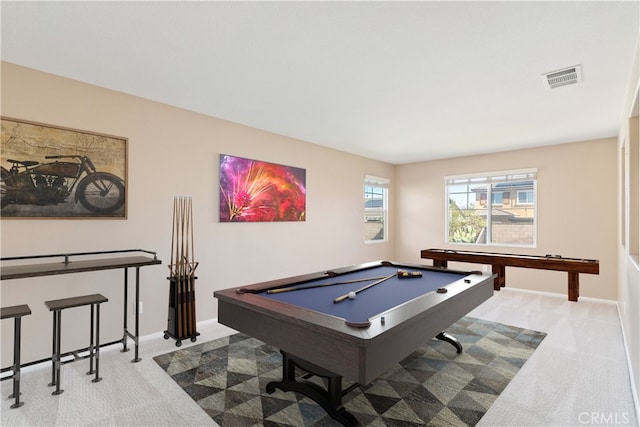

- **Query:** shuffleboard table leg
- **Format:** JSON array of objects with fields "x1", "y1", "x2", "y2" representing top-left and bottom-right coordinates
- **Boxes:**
[
  {"x1": 492, "y1": 264, "x2": 506, "y2": 290},
  {"x1": 433, "y1": 259, "x2": 448, "y2": 269},
  {"x1": 568, "y1": 272, "x2": 579, "y2": 302},
  {"x1": 436, "y1": 332, "x2": 463, "y2": 353}
]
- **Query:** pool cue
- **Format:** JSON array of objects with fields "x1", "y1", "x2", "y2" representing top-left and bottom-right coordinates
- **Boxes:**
[
  {"x1": 181, "y1": 198, "x2": 188, "y2": 337},
  {"x1": 183, "y1": 198, "x2": 190, "y2": 336},
  {"x1": 172, "y1": 198, "x2": 181, "y2": 338},
  {"x1": 188, "y1": 198, "x2": 196, "y2": 336},
  {"x1": 188, "y1": 199, "x2": 197, "y2": 336},
  {"x1": 187, "y1": 197, "x2": 195, "y2": 335},
  {"x1": 169, "y1": 198, "x2": 176, "y2": 277},
  {"x1": 333, "y1": 273, "x2": 395, "y2": 303},
  {"x1": 174, "y1": 198, "x2": 181, "y2": 338},
  {"x1": 179, "y1": 197, "x2": 185, "y2": 338},
  {"x1": 266, "y1": 276, "x2": 388, "y2": 294}
]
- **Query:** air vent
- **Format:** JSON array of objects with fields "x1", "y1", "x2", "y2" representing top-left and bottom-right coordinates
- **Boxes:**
[{"x1": 541, "y1": 65, "x2": 583, "y2": 90}]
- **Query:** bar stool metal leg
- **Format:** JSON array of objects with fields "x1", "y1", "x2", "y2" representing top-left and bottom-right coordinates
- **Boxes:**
[
  {"x1": 121, "y1": 268, "x2": 130, "y2": 354},
  {"x1": 51, "y1": 310, "x2": 64, "y2": 395},
  {"x1": 1, "y1": 305, "x2": 31, "y2": 409},
  {"x1": 133, "y1": 267, "x2": 141, "y2": 362},
  {"x1": 92, "y1": 303, "x2": 102, "y2": 383},
  {"x1": 9, "y1": 316, "x2": 24, "y2": 408},
  {"x1": 48, "y1": 310, "x2": 56, "y2": 388},
  {"x1": 87, "y1": 304, "x2": 95, "y2": 375}
]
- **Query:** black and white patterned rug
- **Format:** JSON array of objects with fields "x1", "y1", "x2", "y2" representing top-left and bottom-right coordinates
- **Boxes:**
[{"x1": 153, "y1": 317, "x2": 546, "y2": 426}]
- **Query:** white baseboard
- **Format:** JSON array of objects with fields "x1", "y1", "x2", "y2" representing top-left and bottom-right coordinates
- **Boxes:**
[
  {"x1": 498, "y1": 286, "x2": 618, "y2": 304},
  {"x1": 616, "y1": 303, "x2": 640, "y2": 420}
]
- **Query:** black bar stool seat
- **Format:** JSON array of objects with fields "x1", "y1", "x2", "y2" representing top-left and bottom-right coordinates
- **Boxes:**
[
  {"x1": 44, "y1": 294, "x2": 108, "y2": 395},
  {"x1": 1, "y1": 304, "x2": 31, "y2": 408}
]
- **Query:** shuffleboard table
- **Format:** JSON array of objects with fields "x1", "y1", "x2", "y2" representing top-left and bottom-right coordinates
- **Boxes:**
[
  {"x1": 420, "y1": 248, "x2": 599, "y2": 302},
  {"x1": 214, "y1": 260, "x2": 494, "y2": 426}
]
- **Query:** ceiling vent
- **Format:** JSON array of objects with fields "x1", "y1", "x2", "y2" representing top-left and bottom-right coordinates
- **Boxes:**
[{"x1": 541, "y1": 65, "x2": 583, "y2": 90}]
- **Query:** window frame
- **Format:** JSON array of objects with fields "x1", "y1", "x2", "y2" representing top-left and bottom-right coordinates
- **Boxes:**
[{"x1": 444, "y1": 168, "x2": 537, "y2": 247}]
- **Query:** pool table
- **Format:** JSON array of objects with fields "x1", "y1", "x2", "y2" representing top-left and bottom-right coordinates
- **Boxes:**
[{"x1": 214, "y1": 260, "x2": 494, "y2": 426}]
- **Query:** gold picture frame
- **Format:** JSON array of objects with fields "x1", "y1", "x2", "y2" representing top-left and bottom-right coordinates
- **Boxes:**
[{"x1": 1, "y1": 117, "x2": 127, "y2": 219}]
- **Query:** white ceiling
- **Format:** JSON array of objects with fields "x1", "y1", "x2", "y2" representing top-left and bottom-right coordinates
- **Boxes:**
[{"x1": 1, "y1": 1, "x2": 638, "y2": 164}]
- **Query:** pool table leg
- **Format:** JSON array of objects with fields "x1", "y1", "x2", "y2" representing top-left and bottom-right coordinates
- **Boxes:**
[
  {"x1": 266, "y1": 350, "x2": 359, "y2": 426},
  {"x1": 436, "y1": 332, "x2": 463, "y2": 353}
]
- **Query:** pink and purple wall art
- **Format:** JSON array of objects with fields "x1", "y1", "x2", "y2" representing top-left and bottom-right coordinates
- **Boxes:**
[{"x1": 219, "y1": 154, "x2": 306, "y2": 222}]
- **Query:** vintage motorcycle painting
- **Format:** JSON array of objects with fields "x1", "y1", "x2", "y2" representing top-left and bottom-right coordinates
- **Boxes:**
[{"x1": 1, "y1": 118, "x2": 127, "y2": 218}]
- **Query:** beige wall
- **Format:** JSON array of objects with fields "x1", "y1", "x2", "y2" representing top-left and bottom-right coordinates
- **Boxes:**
[
  {"x1": 0, "y1": 62, "x2": 395, "y2": 364},
  {"x1": 395, "y1": 139, "x2": 618, "y2": 301}
]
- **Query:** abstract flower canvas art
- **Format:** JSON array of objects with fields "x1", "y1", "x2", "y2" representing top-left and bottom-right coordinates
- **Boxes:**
[{"x1": 219, "y1": 154, "x2": 306, "y2": 222}]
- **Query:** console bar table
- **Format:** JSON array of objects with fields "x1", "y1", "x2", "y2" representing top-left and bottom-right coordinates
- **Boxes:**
[{"x1": 1, "y1": 249, "x2": 161, "y2": 362}]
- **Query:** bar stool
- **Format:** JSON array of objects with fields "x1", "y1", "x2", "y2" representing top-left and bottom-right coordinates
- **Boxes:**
[
  {"x1": 44, "y1": 294, "x2": 108, "y2": 395},
  {"x1": 1, "y1": 304, "x2": 31, "y2": 408}
]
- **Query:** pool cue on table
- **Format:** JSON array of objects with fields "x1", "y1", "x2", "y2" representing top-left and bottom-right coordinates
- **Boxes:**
[
  {"x1": 266, "y1": 276, "x2": 388, "y2": 294},
  {"x1": 334, "y1": 273, "x2": 396, "y2": 303}
]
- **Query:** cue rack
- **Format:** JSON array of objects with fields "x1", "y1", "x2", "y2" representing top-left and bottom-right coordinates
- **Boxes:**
[{"x1": 163, "y1": 196, "x2": 200, "y2": 346}]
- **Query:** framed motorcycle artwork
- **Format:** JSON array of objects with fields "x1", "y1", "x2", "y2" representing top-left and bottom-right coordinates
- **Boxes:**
[{"x1": 0, "y1": 117, "x2": 127, "y2": 219}]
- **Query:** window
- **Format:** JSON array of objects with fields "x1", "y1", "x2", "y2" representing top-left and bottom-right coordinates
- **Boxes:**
[
  {"x1": 445, "y1": 169, "x2": 537, "y2": 246},
  {"x1": 517, "y1": 190, "x2": 534, "y2": 205},
  {"x1": 364, "y1": 175, "x2": 389, "y2": 242}
]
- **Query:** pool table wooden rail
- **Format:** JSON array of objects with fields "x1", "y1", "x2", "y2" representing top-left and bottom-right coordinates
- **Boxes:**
[
  {"x1": 235, "y1": 260, "x2": 403, "y2": 294},
  {"x1": 420, "y1": 248, "x2": 599, "y2": 302}
]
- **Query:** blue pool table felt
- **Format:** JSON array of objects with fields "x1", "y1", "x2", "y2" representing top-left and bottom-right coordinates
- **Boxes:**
[{"x1": 260, "y1": 266, "x2": 466, "y2": 325}]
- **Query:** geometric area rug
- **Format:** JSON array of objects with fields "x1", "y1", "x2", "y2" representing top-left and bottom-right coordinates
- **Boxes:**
[{"x1": 153, "y1": 317, "x2": 546, "y2": 426}]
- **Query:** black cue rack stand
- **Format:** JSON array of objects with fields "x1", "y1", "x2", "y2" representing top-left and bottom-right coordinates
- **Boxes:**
[{"x1": 163, "y1": 275, "x2": 199, "y2": 347}]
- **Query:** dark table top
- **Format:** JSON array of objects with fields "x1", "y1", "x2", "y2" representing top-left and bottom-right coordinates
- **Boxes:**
[
  {"x1": 1, "y1": 256, "x2": 162, "y2": 280},
  {"x1": 0, "y1": 304, "x2": 32, "y2": 319}
]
